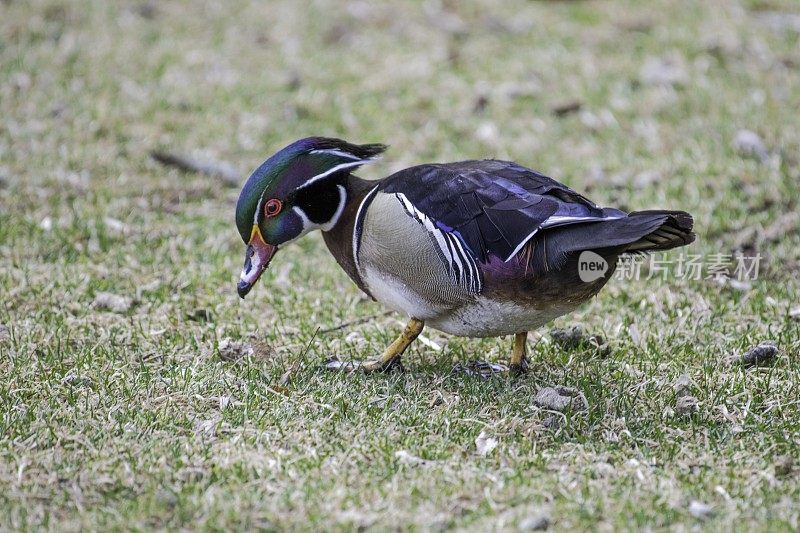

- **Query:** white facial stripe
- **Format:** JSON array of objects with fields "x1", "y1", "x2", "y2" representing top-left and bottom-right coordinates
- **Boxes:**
[
  {"x1": 294, "y1": 206, "x2": 312, "y2": 226},
  {"x1": 299, "y1": 161, "x2": 366, "y2": 189},
  {"x1": 253, "y1": 192, "x2": 266, "y2": 224},
  {"x1": 309, "y1": 149, "x2": 362, "y2": 160},
  {"x1": 281, "y1": 185, "x2": 347, "y2": 246},
  {"x1": 275, "y1": 206, "x2": 311, "y2": 247}
]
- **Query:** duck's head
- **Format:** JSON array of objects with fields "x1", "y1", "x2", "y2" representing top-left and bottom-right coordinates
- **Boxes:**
[{"x1": 234, "y1": 137, "x2": 386, "y2": 298}]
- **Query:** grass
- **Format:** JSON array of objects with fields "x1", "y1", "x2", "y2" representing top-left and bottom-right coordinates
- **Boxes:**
[{"x1": 1, "y1": 0, "x2": 799, "y2": 530}]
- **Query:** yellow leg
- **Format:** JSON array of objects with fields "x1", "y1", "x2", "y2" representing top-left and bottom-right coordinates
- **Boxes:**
[
  {"x1": 362, "y1": 318, "x2": 424, "y2": 373},
  {"x1": 509, "y1": 332, "x2": 528, "y2": 375}
]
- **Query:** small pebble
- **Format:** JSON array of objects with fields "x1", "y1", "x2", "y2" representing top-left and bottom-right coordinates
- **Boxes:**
[
  {"x1": 394, "y1": 450, "x2": 428, "y2": 467},
  {"x1": 0, "y1": 324, "x2": 9, "y2": 341},
  {"x1": 755, "y1": 11, "x2": 800, "y2": 34},
  {"x1": 550, "y1": 326, "x2": 605, "y2": 351},
  {"x1": 593, "y1": 461, "x2": 616, "y2": 478},
  {"x1": 774, "y1": 456, "x2": 794, "y2": 477},
  {"x1": 475, "y1": 431, "x2": 498, "y2": 456},
  {"x1": 536, "y1": 388, "x2": 571, "y2": 411},
  {"x1": 217, "y1": 337, "x2": 254, "y2": 362},
  {"x1": 324, "y1": 357, "x2": 361, "y2": 372},
  {"x1": 672, "y1": 374, "x2": 694, "y2": 397},
  {"x1": 551, "y1": 100, "x2": 582, "y2": 117},
  {"x1": 542, "y1": 414, "x2": 562, "y2": 430},
  {"x1": 535, "y1": 386, "x2": 588, "y2": 412},
  {"x1": 688, "y1": 500, "x2": 713, "y2": 519},
  {"x1": 789, "y1": 306, "x2": 800, "y2": 320},
  {"x1": 550, "y1": 326, "x2": 584, "y2": 348},
  {"x1": 344, "y1": 331, "x2": 364, "y2": 344},
  {"x1": 675, "y1": 395, "x2": 699, "y2": 416},
  {"x1": 639, "y1": 55, "x2": 688, "y2": 86},
  {"x1": 473, "y1": 94, "x2": 489, "y2": 113},
  {"x1": 103, "y1": 217, "x2": 129, "y2": 236},
  {"x1": 93, "y1": 292, "x2": 132, "y2": 313},
  {"x1": 476, "y1": 121, "x2": 499, "y2": 143},
  {"x1": 217, "y1": 396, "x2": 234, "y2": 411},
  {"x1": 61, "y1": 370, "x2": 91, "y2": 388},
  {"x1": 727, "y1": 279, "x2": 751, "y2": 292},
  {"x1": 737, "y1": 340, "x2": 779, "y2": 367},
  {"x1": 519, "y1": 514, "x2": 550, "y2": 531},
  {"x1": 187, "y1": 308, "x2": 212, "y2": 322},
  {"x1": 155, "y1": 487, "x2": 178, "y2": 508},
  {"x1": 733, "y1": 129, "x2": 768, "y2": 162}
]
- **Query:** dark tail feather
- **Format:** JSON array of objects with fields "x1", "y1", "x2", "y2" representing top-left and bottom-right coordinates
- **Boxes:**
[
  {"x1": 538, "y1": 210, "x2": 695, "y2": 270},
  {"x1": 622, "y1": 210, "x2": 695, "y2": 253},
  {"x1": 544, "y1": 210, "x2": 695, "y2": 255}
]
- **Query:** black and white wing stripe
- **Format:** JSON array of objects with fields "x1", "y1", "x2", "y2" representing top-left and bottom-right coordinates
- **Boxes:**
[{"x1": 395, "y1": 192, "x2": 482, "y2": 294}]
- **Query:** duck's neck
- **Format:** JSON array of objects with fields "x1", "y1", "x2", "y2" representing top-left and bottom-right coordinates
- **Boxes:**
[{"x1": 321, "y1": 174, "x2": 380, "y2": 297}]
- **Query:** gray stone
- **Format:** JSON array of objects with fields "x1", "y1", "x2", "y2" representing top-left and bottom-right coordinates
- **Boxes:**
[
  {"x1": 535, "y1": 386, "x2": 588, "y2": 412},
  {"x1": 738, "y1": 340, "x2": 779, "y2": 367},
  {"x1": 733, "y1": 129, "x2": 768, "y2": 162},
  {"x1": 519, "y1": 514, "x2": 550, "y2": 531},
  {"x1": 93, "y1": 292, "x2": 132, "y2": 313}
]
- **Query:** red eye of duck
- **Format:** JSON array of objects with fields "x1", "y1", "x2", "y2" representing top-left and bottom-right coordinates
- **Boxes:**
[{"x1": 264, "y1": 199, "x2": 282, "y2": 217}]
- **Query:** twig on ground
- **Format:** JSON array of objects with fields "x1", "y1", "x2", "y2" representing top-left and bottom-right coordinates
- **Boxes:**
[{"x1": 149, "y1": 149, "x2": 242, "y2": 186}]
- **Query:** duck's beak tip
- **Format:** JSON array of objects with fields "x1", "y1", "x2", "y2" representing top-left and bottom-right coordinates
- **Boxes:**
[
  {"x1": 237, "y1": 227, "x2": 277, "y2": 298},
  {"x1": 237, "y1": 280, "x2": 252, "y2": 299}
]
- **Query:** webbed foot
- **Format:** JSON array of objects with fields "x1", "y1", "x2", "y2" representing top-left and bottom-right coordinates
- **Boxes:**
[{"x1": 323, "y1": 318, "x2": 423, "y2": 374}]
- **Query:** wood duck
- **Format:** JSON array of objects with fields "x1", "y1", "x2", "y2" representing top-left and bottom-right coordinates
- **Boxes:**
[{"x1": 235, "y1": 137, "x2": 694, "y2": 373}]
